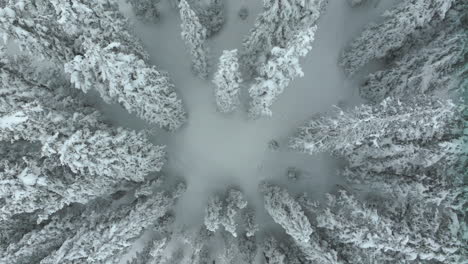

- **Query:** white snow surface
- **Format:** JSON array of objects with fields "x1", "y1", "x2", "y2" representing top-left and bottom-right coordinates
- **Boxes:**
[
  {"x1": 0, "y1": 111, "x2": 28, "y2": 129},
  {"x1": 84, "y1": 0, "x2": 400, "y2": 260},
  {"x1": 18, "y1": 167, "x2": 38, "y2": 186}
]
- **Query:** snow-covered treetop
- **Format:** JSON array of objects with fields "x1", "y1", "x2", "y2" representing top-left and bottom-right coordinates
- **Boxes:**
[
  {"x1": 204, "y1": 188, "x2": 248, "y2": 237},
  {"x1": 179, "y1": 0, "x2": 209, "y2": 79},
  {"x1": 65, "y1": 41, "x2": 186, "y2": 130},
  {"x1": 242, "y1": 0, "x2": 325, "y2": 75}
]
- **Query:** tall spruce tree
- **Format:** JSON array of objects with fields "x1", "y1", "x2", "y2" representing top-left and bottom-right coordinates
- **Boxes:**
[
  {"x1": 248, "y1": 26, "x2": 316, "y2": 118},
  {"x1": 291, "y1": 97, "x2": 462, "y2": 170},
  {"x1": 213, "y1": 49, "x2": 242, "y2": 113},
  {"x1": 179, "y1": 0, "x2": 210, "y2": 79}
]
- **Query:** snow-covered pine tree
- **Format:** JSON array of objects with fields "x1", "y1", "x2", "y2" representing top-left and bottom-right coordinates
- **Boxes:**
[
  {"x1": 248, "y1": 26, "x2": 317, "y2": 118},
  {"x1": 65, "y1": 41, "x2": 186, "y2": 130},
  {"x1": 0, "y1": 0, "x2": 146, "y2": 63},
  {"x1": 261, "y1": 183, "x2": 341, "y2": 264},
  {"x1": 261, "y1": 184, "x2": 312, "y2": 244},
  {"x1": 359, "y1": 6, "x2": 467, "y2": 102},
  {"x1": 179, "y1": 0, "x2": 210, "y2": 79},
  {"x1": 291, "y1": 97, "x2": 462, "y2": 160},
  {"x1": 0, "y1": 1, "x2": 186, "y2": 130},
  {"x1": 204, "y1": 188, "x2": 248, "y2": 237},
  {"x1": 1, "y1": 100, "x2": 165, "y2": 183},
  {"x1": 213, "y1": 49, "x2": 242, "y2": 113},
  {"x1": 340, "y1": 0, "x2": 457, "y2": 76},
  {"x1": 223, "y1": 189, "x2": 248, "y2": 237},
  {"x1": 241, "y1": 0, "x2": 325, "y2": 76},
  {"x1": 39, "y1": 183, "x2": 186, "y2": 264},
  {"x1": 127, "y1": 0, "x2": 161, "y2": 22}
]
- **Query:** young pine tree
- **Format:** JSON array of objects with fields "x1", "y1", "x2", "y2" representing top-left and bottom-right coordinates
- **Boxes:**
[
  {"x1": 179, "y1": 0, "x2": 210, "y2": 79},
  {"x1": 65, "y1": 41, "x2": 186, "y2": 130},
  {"x1": 170, "y1": 0, "x2": 225, "y2": 37},
  {"x1": 248, "y1": 27, "x2": 317, "y2": 118},
  {"x1": 213, "y1": 49, "x2": 243, "y2": 113}
]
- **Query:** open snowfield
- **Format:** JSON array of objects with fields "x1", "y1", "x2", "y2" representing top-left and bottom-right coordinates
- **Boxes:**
[
  {"x1": 82, "y1": 0, "x2": 403, "y2": 229},
  {"x1": 87, "y1": 0, "x2": 396, "y2": 227}
]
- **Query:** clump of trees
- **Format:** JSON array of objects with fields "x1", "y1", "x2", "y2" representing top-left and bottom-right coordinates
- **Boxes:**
[
  {"x1": 285, "y1": 1, "x2": 466, "y2": 262},
  {"x1": 0, "y1": 0, "x2": 186, "y2": 130}
]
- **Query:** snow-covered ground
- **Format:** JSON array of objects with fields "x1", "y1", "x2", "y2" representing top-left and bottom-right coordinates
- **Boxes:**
[{"x1": 88, "y1": 0, "x2": 401, "y2": 233}]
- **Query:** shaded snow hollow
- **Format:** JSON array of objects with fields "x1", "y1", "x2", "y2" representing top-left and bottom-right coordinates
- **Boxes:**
[{"x1": 87, "y1": 0, "x2": 401, "y2": 229}]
